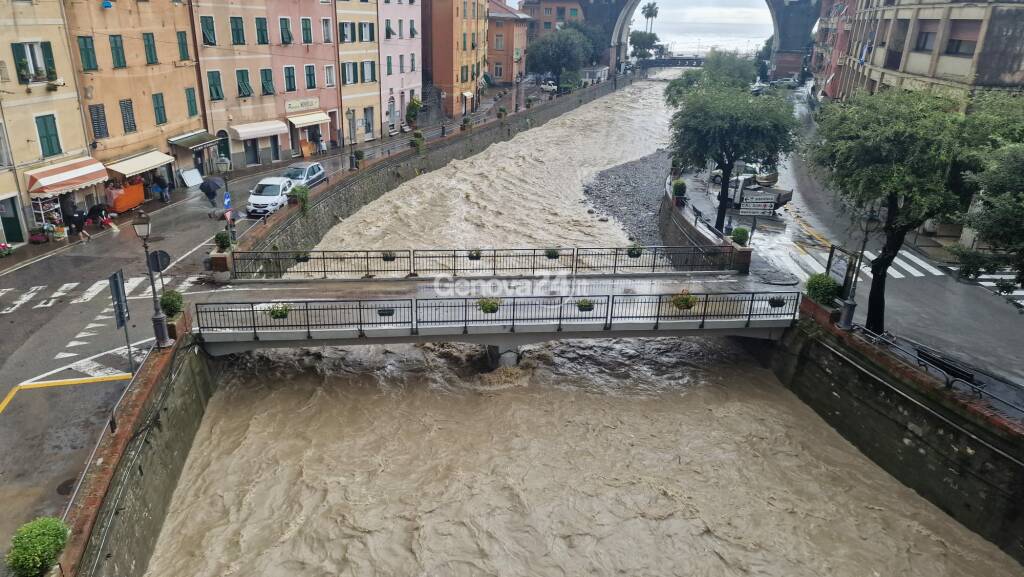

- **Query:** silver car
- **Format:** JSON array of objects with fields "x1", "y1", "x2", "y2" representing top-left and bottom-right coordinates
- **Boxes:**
[{"x1": 282, "y1": 162, "x2": 328, "y2": 188}]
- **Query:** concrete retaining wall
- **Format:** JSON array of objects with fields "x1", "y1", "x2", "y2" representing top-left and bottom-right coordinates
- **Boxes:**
[
  {"x1": 756, "y1": 301, "x2": 1024, "y2": 564},
  {"x1": 239, "y1": 77, "x2": 629, "y2": 253},
  {"x1": 658, "y1": 194, "x2": 752, "y2": 274}
]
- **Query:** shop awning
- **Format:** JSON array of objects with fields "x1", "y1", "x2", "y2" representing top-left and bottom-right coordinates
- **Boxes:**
[
  {"x1": 106, "y1": 150, "x2": 175, "y2": 178},
  {"x1": 229, "y1": 120, "x2": 288, "y2": 140},
  {"x1": 462, "y1": 91, "x2": 474, "y2": 99},
  {"x1": 287, "y1": 111, "x2": 330, "y2": 128},
  {"x1": 168, "y1": 130, "x2": 221, "y2": 151},
  {"x1": 25, "y1": 156, "x2": 108, "y2": 198}
]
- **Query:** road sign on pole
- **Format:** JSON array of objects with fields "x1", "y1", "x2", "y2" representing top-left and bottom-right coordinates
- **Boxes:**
[
  {"x1": 739, "y1": 207, "x2": 774, "y2": 216},
  {"x1": 108, "y1": 270, "x2": 135, "y2": 374}
]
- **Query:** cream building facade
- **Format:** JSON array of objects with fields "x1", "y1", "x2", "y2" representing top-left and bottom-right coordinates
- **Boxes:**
[{"x1": 338, "y1": 0, "x2": 381, "y2": 150}]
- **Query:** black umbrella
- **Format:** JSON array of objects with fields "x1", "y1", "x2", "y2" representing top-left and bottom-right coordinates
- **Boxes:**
[{"x1": 199, "y1": 176, "x2": 224, "y2": 195}]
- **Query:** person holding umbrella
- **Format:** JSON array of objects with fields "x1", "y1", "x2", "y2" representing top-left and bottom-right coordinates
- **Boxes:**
[{"x1": 200, "y1": 176, "x2": 224, "y2": 207}]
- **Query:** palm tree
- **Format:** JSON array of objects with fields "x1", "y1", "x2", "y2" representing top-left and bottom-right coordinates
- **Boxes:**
[{"x1": 640, "y1": 2, "x2": 658, "y2": 33}]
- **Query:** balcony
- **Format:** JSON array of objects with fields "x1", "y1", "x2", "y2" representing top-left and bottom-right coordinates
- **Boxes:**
[{"x1": 883, "y1": 49, "x2": 903, "y2": 71}]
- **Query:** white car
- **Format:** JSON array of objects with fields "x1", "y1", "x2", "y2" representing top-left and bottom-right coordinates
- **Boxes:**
[
  {"x1": 246, "y1": 177, "x2": 293, "y2": 217},
  {"x1": 540, "y1": 81, "x2": 558, "y2": 93}
]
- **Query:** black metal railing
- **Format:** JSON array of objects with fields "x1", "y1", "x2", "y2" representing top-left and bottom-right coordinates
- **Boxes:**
[
  {"x1": 231, "y1": 245, "x2": 736, "y2": 279},
  {"x1": 194, "y1": 291, "x2": 800, "y2": 337}
]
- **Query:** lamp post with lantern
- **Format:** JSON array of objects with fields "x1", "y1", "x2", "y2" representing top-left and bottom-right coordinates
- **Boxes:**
[
  {"x1": 131, "y1": 210, "x2": 174, "y2": 349},
  {"x1": 346, "y1": 108, "x2": 357, "y2": 170},
  {"x1": 838, "y1": 206, "x2": 881, "y2": 330}
]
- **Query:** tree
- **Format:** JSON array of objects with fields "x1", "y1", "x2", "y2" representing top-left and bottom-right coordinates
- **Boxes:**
[
  {"x1": 563, "y1": 21, "x2": 606, "y2": 65},
  {"x1": 664, "y1": 69, "x2": 703, "y2": 107},
  {"x1": 670, "y1": 85, "x2": 797, "y2": 231},
  {"x1": 755, "y1": 36, "x2": 774, "y2": 81},
  {"x1": 966, "y1": 143, "x2": 1024, "y2": 284},
  {"x1": 629, "y1": 31, "x2": 659, "y2": 60},
  {"x1": 701, "y1": 49, "x2": 757, "y2": 88},
  {"x1": 526, "y1": 29, "x2": 592, "y2": 81},
  {"x1": 641, "y1": 2, "x2": 659, "y2": 33},
  {"x1": 811, "y1": 90, "x2": 964, "y2": 332}
]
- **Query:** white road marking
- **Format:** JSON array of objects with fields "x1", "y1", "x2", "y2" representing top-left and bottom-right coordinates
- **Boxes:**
[
  {"x1": 1, "y1": 285, "x2": 46, "y2": 314},
  {"x1": 0, "y1": 288, "x2": 13, "y2": 300},
  {"x1": 102, "y1": 307, "x2": 114, "y2": 313},
  {"x1": 71, "y1": 281, "x2": 108, "y2": 304},
  {"x1": 863, "y1": 252, "x2": 904, "y2": 279},
  {"x1": 798, "y1": 253, "x2": 826, "y2": 274},
  {"x1": 66, "y1": 340, "x2": 90, "y2": 348},
  {"x1": 74, "y1": 331, "x2": 98, "y2": 339},
  {"x1": 21, "y1": 337, "x2": 154, "y2": 384},
  {"x1": 122, "y1": 276, "x2": 147, "y2": 296},
  {"x1": 93, "y1": 314, "x2": 113, "y2": 320},
  {"x1": 174, "y1": 275, "x2": 203, "y2": 294},
  {"x1": 54, "y1": 352, "x2": 78, "y2": 360},
  {"x1": 138, "y1": 277, "x2": 174, "y2": 298},
  {"x1": 68, "y1": 359, "x2": 126, "y2": 377},
  {"x1": 85, "y1": 322, "x2": 105, "y2": 330},
  {"x1": 34, "y1": 282, "x2": 81, "y2": 308},
  {"x1": 978, "y1": 274, "x2": 1017, "y2": 280},
  {"x1": 898, "y1": 251, "x2": 944, "y2": 276},
  {"x1": 891, "y1": 257, "x2": 925, "y2": 277},
  {"x1": 165, "y1": 234, "x2": 216, "y2": 272}
]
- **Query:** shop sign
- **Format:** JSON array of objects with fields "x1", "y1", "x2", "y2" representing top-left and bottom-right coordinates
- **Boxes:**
[{"x1": 286, "y1": 98, "x2": 320, "y2": 113}]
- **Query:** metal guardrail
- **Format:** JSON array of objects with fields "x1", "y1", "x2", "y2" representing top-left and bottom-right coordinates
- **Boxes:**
[
  {"x1": 194, "y1": 291, "x2": 801, "y2": 337},
  {"x1": 231, "y1": 245, "x2": 736, "y2": 279}
]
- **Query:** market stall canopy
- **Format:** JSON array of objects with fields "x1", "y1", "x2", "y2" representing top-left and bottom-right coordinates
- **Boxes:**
[
  {"x1": 462, "y1": 91, "x2": 474, "y2": 99},
  {"x1": 25, "y1": 156, "x2": 108, "y2": 198},
  {"x1": 229, "y1": 120, "x2": 288, "y2": 140},
  {"x1": 287, "y1": 111, "x2": 330, "y2": 128},
  {"x1": 168, "y1": 130, "x2": 221, "y2": 151},
  {"x1": 106, "y1": 150, "x2": 175, "y2": 178}
]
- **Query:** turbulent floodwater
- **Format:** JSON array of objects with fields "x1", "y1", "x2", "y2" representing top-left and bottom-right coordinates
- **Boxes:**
[{"x1": 144, "y1": 77, "x2": 1022, "y2": 577}]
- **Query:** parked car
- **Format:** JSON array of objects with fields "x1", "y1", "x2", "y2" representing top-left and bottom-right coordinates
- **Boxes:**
[
  {"x1": 246, "y1": 177, "x2": 293, "y2": 217},
  {"x1": 771, "y1": 76, "x2": 800, "y2": 89},
  {"x1": 540, "y1": 81, "x2": 558, "y2": 93},
  {"x1": 282, "y1": 161, "x2": 327, "y2": 188}
]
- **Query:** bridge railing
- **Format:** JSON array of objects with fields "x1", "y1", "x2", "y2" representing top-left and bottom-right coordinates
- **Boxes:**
[
  {"x1": 194, "y1": 291, "x2": 800, "y2": 337},
  {"x1": 230, "y1": 245, "x2": 736, "y2": 280}
]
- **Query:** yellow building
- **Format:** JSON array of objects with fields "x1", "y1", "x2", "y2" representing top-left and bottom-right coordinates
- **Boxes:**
[
  {"x1": 338, "y1": 0, "x2": 381, "y2": 152},
  {"x1": 0, "y1": 0, "x2": 98, "y2": 245},
  {"x1": 66, "y1": 0, "x2": 213, "y2": 206},
  {"x1": 424, "y1": 0, "x2": 488, "y2": 117}
]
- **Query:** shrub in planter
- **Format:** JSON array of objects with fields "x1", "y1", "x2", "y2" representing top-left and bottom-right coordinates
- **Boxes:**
[
  {"x1": 295, "y1": 251, "x2": 311, "y2": 263},
  {"x1": 767, "y1": 296, "x2": 787, "y2": 308},
  {"x1": 544, "y1": 248, "x2": 560, "y2": 260},
  {"x1": 805, "y1": 273, "x2": 840, "y2": 305},
  {"x1": 497, "y1": 106, "x2": 507, "y2": 118},
  {"x1": 377, "y1": 307, "x2": 396, "y2": 317},
  {"x1": 290, "y1": 185, "x2": 311, "y2": 214},
  {"x1": 671, "y1": 290, "x2": 699, "y2": 310},
  {"x1": 412, "y1": 130, "x2": 424, "y2": 140},
  {"x1": 949, "y1": 246, "x2": 990, "y2": 280},
  {"x1": 478, "y1": 297, "x2": 501, "y2": 314},
  {"x1": 626, "y1": 243, "x2": 643, "y2": 258},
  {"x1": 731, "y1": 227, "x2": 749, "y2": 247},
  {"x1": 160, "y1": 289, "x2": 184, "y2": 318},
  {"x1": 5, "y1": 517, "x2": 68, "y2": 577},
  {"x1": 214, "y1": 231, "x2": 231, "y2": 251},
  {"x1": 467, "y1": 249, "x2": 482, "y2": 261},
  {"x1": 381, "y1": 250, "x2": 397, "y2": 262},
  {"x1": 0, "y1": 242, "x2": 12, "y2": 257},
  {"x1": 672, "y1": 178, "x2": 687, "y2": 196},
  {"x1": 994, "y1": 278, "x2": 1019, "y2": 295},
  {"x1": 576, "y1": 298, "x2": 594, "y2": 312},
  {"x1": 353, "y1": 150, "x2": 365, "y2": 161},
  {"x1": 268, "y1": 303, "x2": 291, "y2": 320}
]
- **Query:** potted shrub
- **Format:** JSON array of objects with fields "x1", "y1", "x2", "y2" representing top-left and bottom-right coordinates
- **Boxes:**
[
  {"x1": 295, "y1": 251, "x2": 311, "y2": 263},
  {"x1": 0, "y1": 242, "x2": 12, "y2": 258},
  {"x1": 268, "y1": 303, "x2": 291, "y2": 320},
  {"x1": 544, "y1": 248, "x2": 560, "y2": 260},
  {"x1": 767, "y1": 296, "x2": 787, "y2": 308},
  {"x1": 731, "y1": 227, "x2": 749, "y2": 247},
  {"x1": 672, "y1": 179, "x2": 687, "y2": 206},
  {"x1": 497, "y1": 106, "x2": 507, "y2": 119},
  {"x1": 290, "y1": 185, "x2": 311, "y2": 214},
  {"x1": 214, "y1": 231, "x2": 232, "y2": 252},
  {"x1": 467, "y1": 249, "x2": 482, "y2": 261},
  {"x1": 381, "y1": 250, "x2": 397, "y2": 262},
  {"x1": 5, "y1": 517, "x2": 68, "y2": 577},
  {"x1": 994, "y1": 278, "x2": 1019, "y2": 295},
  {"x1": 353, "y1": 149, "x2": 365, "y2": 168},
  {"x1": 805, "y1": 273, "x2": 840, "y2": 306},
  {"x1": 160, "y1": 289, "x2": 188, "y2": 339},
  {"x1": 576, "y1": 298, "x2": 595, "y2": 312},
  {"x1": 671, "y1": 290, "x2": 699, "y2": 311},
  {"x1": 626, "y1": 243, "x2": 643, "y2": 258},
  {"x1": 377, "y1": 307, "x2": 396, "y2": 317},
  {"x1": 477, "y1": 297, "x2": 501, "y2": 314},
  {"x1": 461, "y1": 116, "x2": 472, "y2": 131}
]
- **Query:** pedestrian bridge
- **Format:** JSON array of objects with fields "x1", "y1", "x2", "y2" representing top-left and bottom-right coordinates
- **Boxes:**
[{"x1": 194, "y1": 290, "x2": 800, "y2": 360}]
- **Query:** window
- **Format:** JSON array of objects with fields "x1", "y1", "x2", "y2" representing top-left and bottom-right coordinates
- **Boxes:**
[
  {"x1": 544, "y1": 7, "x2": 551, "y2": 15},
  {"x1": 399, "y1": 19, "x2": 404, "y2": 38},
  {"x1": 946, "y1": 38, "x2": 976, "y2": 56},
  {"x1": 305, "y1": 64, "x2": 316, "y2": 88},
  {"x1": 11, "y1": 42, "x2": 56, "y2": 83},
  {"x1": 260, "y1": 68, "x2": 274, "y2": 94},
  {"x1": 322, "y1": 18, "x2": 332, "y2": 43},
  {"x1": 142, "y1": 33, "x2": 158, "y2": 64},
  {"x1": 494, "y1": 61, "x2": 502, "y2": 78},
  {"x1": 386, "y1": 19, "x2": 393, "y2": 39},
  {"x1": 236, "y1": 69, "x2": 253, "y2": 97},
  {"x1": 340, "y1": 21, "x2": 354, "y2": 43},
  {"x1": 176, "y1": 31, "x2": 190, "y2": 61},
  {"x1": 256, "y1": 17, "x2": 269, "y2": 45},
  {"x1": 360, "y1": 60, "x2": 376, "y2": 82},
  {"x1": 410, "y1": 20, "x2": 417, "y2": 38},
  {"x1": 915, "y1": 31, "x2": 935, "y2": 52},
  {"x1": 35, "y1": 114, "x2": 61, "y2": 157},
  {"x1": 119, "y1": 99, "x2": 136, "y2": 133},
  {"x1": 472, "y1": 1, "x2": 476, "y2": 18},
  {"x1": 325, "y1": 64, "x2": 335, "y2": 86},
  {"x1": 207, "y1": 71, "x2": 224, "y2": 100},
  {"x1": 200, "y1": 16, "x2": 216, "y2": 45},
  {"x1": 946, "y1": 20, "x2": 980, "y2": 57},
  {"x1": 231, "y1": 16, "x2": 245, "y2": 45},
  {"x1": 463, "y1": 33, "x2": 467, "y2": 50},
  {"x1": 284, "y1": 65, "x2": 296, "y2": 91},
  {"x1": 556, "y1": 6, "x2": 565, "y2": 19},
  {"x1": 543, "y1": 21, "x2": 552, "y2": 30},
  {"x1": 185, "y1": 87, "x2": 198, "y2": 116},
  {"x1": 280, "y1": 18, "x2": 293, "y2": 44},
  {"x1": 342, "y1": 62, "x2": 358, "y2": 84},
  {"x1": 495, "y1": 33, "x2": 504, "y2": 50},
  {"x1": 88, "y1": 104, "x2": 108, "y2": 139},
  {"x1": 463, "y1": 0, "x2": 467, "y2": 18},
  {"x1": 399, "y1": 54, "x2": 404, "y2": 73},
  {"x1": 78, "y1": 37, "x2": 97, "y2": 71},
  {"x1": 110, "y1": 35, "x2": 127, "y2": 68},
  {"x1": 410, "y1": 52, "x2": 416, "y2": 71},
  {"x1": 152, "y1": 93, "x2": 167, "y2": 124},
  {"x1": 570, "y1": 7, "x2": 577, "y2": 17},
  {"x1": 363, "y1": 106, "x2": 373, "y2": 134},
  {"x1": 386, "y1": 56, "x2": 392, "y2": 75},
  {"x1": 301, "y1": 18, "x2": 313, "y2": 44},
  {"x1": 359, "y1": 22, "x2": 375, "y2": 42},
  {"x1": 460, "y1": 65, "x2": 468, "y2": 82},
  {"x1": 471, "y1": 32, "x2": 476, "y2": 49}
]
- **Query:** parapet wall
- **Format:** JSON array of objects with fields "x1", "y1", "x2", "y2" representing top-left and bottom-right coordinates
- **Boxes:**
[{"x1": 658, "y1": 194, "x2": 752, "y2": 274}]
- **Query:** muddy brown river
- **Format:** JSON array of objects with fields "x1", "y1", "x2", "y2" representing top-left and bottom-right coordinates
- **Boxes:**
[{"x1": 143, "y1": 76, "x2": 1022, "y2": 576}]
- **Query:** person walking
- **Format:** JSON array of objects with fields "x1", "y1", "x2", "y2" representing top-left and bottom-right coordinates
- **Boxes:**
[
  {"x1": 71, "y1": 206, "x2": 91, "y2": 242},
  {"x1": 200, "y1": 179, "x2": 218, "y2": 207},
  {"x1": 153, "y1": 173, "x2": 170, "y2": 203}
]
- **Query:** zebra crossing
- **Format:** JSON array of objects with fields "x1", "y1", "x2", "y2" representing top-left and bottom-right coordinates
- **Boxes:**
[
  {"x1": 950, "y1": 269, "x2": 1024, "y2": 307},
  {"x1": 779, "y1": 248, "x2": 948, "y2": 284},
  {"x1": 0, "y1": 274, "x2": 207, "y2": 315}
]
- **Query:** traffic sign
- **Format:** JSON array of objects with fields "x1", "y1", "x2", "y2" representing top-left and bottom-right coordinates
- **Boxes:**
[
  {"x1": 148, "y1": 249, "x2": 171, "y2": 273},
  {"x1": 739, "y1": 208, "x2": 774, "y2": 216},
  {"x1": 743, "y1": 192, "x2": 777, "y2": 203},
  {"x1": 223, "y1": 190, "x2": 231, "y2": 210},
  {"x1": 108, "y1": 270, "x2": 130, "y2": 329},
  {"x1": 740, "y1": 202, "x2": 775, "y2": 210}
]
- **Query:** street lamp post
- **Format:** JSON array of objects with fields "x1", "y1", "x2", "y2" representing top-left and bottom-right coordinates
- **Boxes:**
[
  {"x1": 131, "y1": 210, "x2": 174, "y2": 349},
  {"x1": 346, "y1": 108, "x2": 357, "y2": 170},
  {"x1": 838, "y1": 207, "x2": 881, "y2": 330}
]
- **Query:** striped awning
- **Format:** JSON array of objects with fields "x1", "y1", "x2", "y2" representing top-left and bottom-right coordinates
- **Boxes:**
[
  {"x1": 106, "y1": 150, "x2": 175, "y2": 178},
  {"x1": 25, "y1": 156, "x2": 108, "y2": 198}
]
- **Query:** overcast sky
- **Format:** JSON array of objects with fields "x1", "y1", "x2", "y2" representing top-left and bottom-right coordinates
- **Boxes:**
[{"x1": 633, "y1": 0, "x2": 775, "y2": 54}]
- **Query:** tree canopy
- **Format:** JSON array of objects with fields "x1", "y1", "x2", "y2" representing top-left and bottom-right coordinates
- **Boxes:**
[
  {"x1": 967, "y1": 143, "x2": 1024, "y2": 281},
  {"x1": 526, "y1": 28, "x2": 592, "y2": 79},
  {"x1": 629, "y1": 31, "x2": 659, "y2": 60},
  {"x1": 663, "y1": 50, "x2": 757, "y2": 107},
  {"x1": 563, "y1": 21, "x2": 606, "y2": 65}
]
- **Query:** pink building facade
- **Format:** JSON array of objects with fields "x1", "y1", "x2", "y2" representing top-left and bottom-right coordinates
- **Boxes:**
[{"x1": 378, "y1": 0, "x2": 423, "y2": 135}]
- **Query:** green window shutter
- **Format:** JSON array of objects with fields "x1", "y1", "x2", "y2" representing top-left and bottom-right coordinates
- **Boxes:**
[
  {"x1": 152, "y1": 93, "x2": 167, "y2": 125},
  {"x1": 208, "y1": 71, "x2": 223, "y2": 100},
  {"x1": 11, "y1": 43, "x2": 29, "y2": 84},
  {"x1": 369, "y1": 23, "x2": 375, "y2": 42},
  {"x1": 256, "y1": 18, "x2": 269, "y2": 44},
  {"x1": 201, "y1": 16, "x2": 216, "y2": 45},
  {"x1": 78, "y1": 37, "x2": 97, "y2": 71},
  {"x1": 341, "y1": 63, "x2": 348, "y2": 84},
  {"x1": 386, "y1": 56, "x2": 392, "y2": 75},
  {"x1": 231, "y1": 17, "x2": 245, "y2": 45},
  {"x1": 301, "y1": 19, "x2": 312, "y2": 44},
  {"x1": 177, "y1": 31, "x2": 189, "y2": 61},
  {"x1": 359, "y1": 62, "x2": 365, "y2": 83},
  {"x1": 281, "y1": 20, "x2": 292, "y2": 44},
  {"x1": 305, "y1": 65, "x2": 315, "y2": 88},
  {"x1": 110, "y1": 36, "x2": 127, "y2": 68},
  {"x1": 185, "y1": 87, "x2": 198, "y2": 117},
  {"x1": 260, "y1": 69, "x2": 274, "y2": 94},
  {"x1": 120, "y1": 99, "x2": 137, "y2": 133},
  {"x1": 88, "y1": 104, "x2": 108, "y2": 139},
  {"x1": 143, "y1": 33, "x2": 158, "y2": 64},
  {"x1": 358, "y1": 23, "x2": 364, "y2": 42},
  {"x1": 284, "y1": 67, "x2": 295, "y2": 91},
  {"x1": 35, "y1": 115, "x2": 61, "y2": 157},
  {"x1": 41, "y1": 42, "x2": 56, "y2": 80},
  {"x1": 236, "y1": 69, "x2": 252, "y2": 97}
]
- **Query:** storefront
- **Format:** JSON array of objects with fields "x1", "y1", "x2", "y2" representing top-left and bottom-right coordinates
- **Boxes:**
[
  {"x1": 286, "y1": 111, "x2": 331, "y2": 157},
  {"x1": 461, "y1": 91, "x2": 474, "y2": 116},
  {"x1": 168, "y1": 130, "x2": 222, "y2": 179},
  {"x1": 227, "y1": 120, "x2": 289, "y2": 168},
  {"x1": 104, "y1": 150, "x2": 175, "y2": 213},
  {"x1": 24, "y1": 156, "x2": 109, "y2": 241},
  {"x1": 0, "y1": 191, "x2": 25, "y2": 244}
]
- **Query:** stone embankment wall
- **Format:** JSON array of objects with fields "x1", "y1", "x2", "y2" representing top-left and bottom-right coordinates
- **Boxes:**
[
  {"x1": 753, "y1": 300, "x2": 1024, "y2": 564},
  {"x1": 239, "y1": 77, "x2": 630, "y2": 253},
  {"x1": 657, "y1": 193, "x2": 752, "y2": 273}
]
